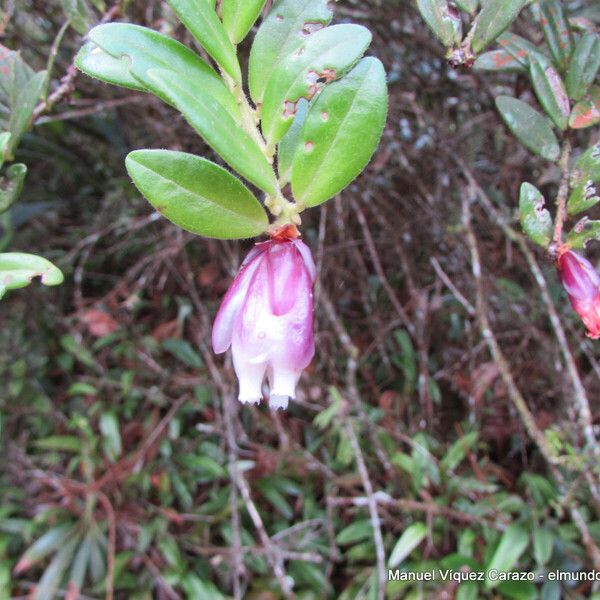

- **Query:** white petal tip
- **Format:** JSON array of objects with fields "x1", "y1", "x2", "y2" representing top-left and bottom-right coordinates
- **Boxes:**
[
  {"x1": 238, "y1": 396, "x2": 262, "y2": 405},
  {"x1": 269, "y1": 394, "x2": 290, "y2": 410}
]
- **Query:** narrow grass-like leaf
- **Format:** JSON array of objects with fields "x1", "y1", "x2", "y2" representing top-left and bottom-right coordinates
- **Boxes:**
[
  {"x1": 126, "y1": 150, "x2": 269, "y2": 239},
  {"x1": 221, "y1": 0, "x2": 267, "y2": 44},
  {"x1": 472, "y1": 0, "x2": 528, "y2": 54},
  {"x1": 261, "y1": 24, "x2": 372, "y2": 147},
  {"x1": 388, "y1": 522, "x2": 428, "y2": 568},
  {"x1": 291, "y1": 58, "x2": 387, "y2": 207},
  {"x1": 484, "y1": 524, "x2": 528, "y2": 589},
  {"x1": 248, "y1": 0, "x2": 332, "y2": 105},
  {"x1": 566, "y1": 34, "x2": 600, "y2": 101},
  {"x1": 529, "y1": 57, "x2": 569, "y2": 130},
  {"x1": 539, "y1": 0, "x2": 573, "y2": 71},
  {"x1": 519, "y1": 182, "x2": 553, "y2": 247},
  {"x1": 14, "y1": 524, "x2": 75, "y2": 574},
  {"x1": 145, "y1": 70, "x2": 277, "y2": 194},
  {"x1": 33, "y1": 533, "x2": 81, "y2": 600},
  {"x1": 495, "y1": 96, "x2": 560, "y2": 161},
  {"x1": 166, "y1": 0, "x2": 241, "y2": 82},
  {"x1": 0, "y1": 163, "x2": 27, "y2": 213}
]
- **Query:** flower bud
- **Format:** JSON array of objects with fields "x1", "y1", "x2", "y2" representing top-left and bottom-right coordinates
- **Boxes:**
[
  {"x1": 212, "y1": 237, "x2": 316, "y2": 409},
  {"x1": 557, "y1": 249, "x2": 600, "y2": 339}
]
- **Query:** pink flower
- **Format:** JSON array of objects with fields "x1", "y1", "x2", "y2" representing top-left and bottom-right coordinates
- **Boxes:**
[
  {"x1": 212, "y1": 236, "x2": 316, "y2": 409},
  {"x1": 557, "y1": 249, "x2": 600, "y2": 339}
]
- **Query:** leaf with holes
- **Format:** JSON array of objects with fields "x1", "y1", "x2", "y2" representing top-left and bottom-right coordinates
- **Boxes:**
[
  {"x1": 495, "y1": 96, "x2": 560, "y2": 161},
  {"x1": 82, "y1": 24, "x2": 240, "y2": 122},
  {"x1": 566, "y1": 34, "x2": 600, "y2": 101},
  {"x1": 221, "y1": 0, "x2": 267, "y2": 44},
  {"x1": 0, "y1": 252, "x2": 64, "y2": 300},
  {"x1": 567, "y1": 220, "x2": 600, "y2": 249},
  {"x1": 576, "y1": 143, "x2": 600, "y2": 182},
  {"x1": 291, "y1": 57, "x2": 387, "y2": 207},
  {"x1": 415, "y1": 0, "x2": 462, "y2": 47},
  {"x1": 248, "y1": 0, "x2": 332, "y2": 105},
  {"x1": 0, "y1": 163, "x2": 27, "y2": 213},
  {"x1": 568, "y1": 165, "x2": 599, "y2": 216},
  {"x1": 145, "y1": 69, "x2": 277, "y2": 194},
  {"x1": 539, "y1": 0, "x2": 573, "y2": 71},
  {"x1": 166, "y1": 0, "x2": 241, "y2": 82},
  {"x1": 277, "y1": 98, "x2": 309, "y2": 185},
  {"x1": 529, "y1": 56, "x2": 569, "y2": 130},
  {"x1": 569, "y1": 85, "x2": 600, "y2": 129},
  {"x1": 126, "y1": 150, "x2": 269, "y2": 239},
  {"x1": 261, "y1": 24, "x2": 372, "y2": 147},
  {"x1": 471, "y1": 0, "x2": 529, "y2": 54},
  {"x1": 519, "y1": 183, "x2": 553, "y2": 247}
]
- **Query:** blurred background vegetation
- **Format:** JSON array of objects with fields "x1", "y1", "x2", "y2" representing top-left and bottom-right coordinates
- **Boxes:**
[{"x1": 1, "y1": 0, "x2": 600, "y2": 598}]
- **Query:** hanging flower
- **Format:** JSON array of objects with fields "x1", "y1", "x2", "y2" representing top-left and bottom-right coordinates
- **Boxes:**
[
  {"x1": 557, "y1": 248, "x2": 600, "y2": 339},
  {"x1": 212, "y1": 228, "x2": 316, "y2": 409}
]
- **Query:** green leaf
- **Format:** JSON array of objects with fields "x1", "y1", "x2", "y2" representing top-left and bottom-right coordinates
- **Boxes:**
[
  {"x1": 416, "y1": 0, "x2": 462, "y2": 47},
  {"x1": 162, "y1": 338, "x2": 203, "y2": 368},
  {"x1": 566, "y1": 33, "x2": 600, "y2": 101},
  {"x1": 8, "y1": 70, "x2": 45, "y2": 155},
  {"x1": 0, "y1": 163, "x2": 27, "y2": 214},
  {"x1": 260, "y1": 24, "x2": 372, "y2": 147},
  {"x1": 569, "y1": 85, "x2": 600, "y2": 129},
  {"x1": 388, "y1": 522, "x2": 428, "y2": 568},
  {"x1": 474, "y1": 49, "x2": 525, "y2": 72},
  {"x1": 568, "y1": 164, "x2": 599, "y2": 216},
  {"x1": 33, "y1": 534, "x2": 81, "y2": 600},
  {"x1": 221, "y1": 0, "x2": 266, "y2": 44},
  {"x1": 0, "y1": 132, "x2": 11, "y2": 169},
  {"x1": 539, "y1": 0, "x2": 573, "y2": 71},
  {"x1": 166, "y1": 0, "x2": 241, "y2": 82},
  {"x1": 75, "y1": 42, "x2": 147, "y2": 92},
  {"x1": 336, "y1": 519, "x2": 373, "y2": 545},
  {"x1": 456, "y1": 582, "x2": 479, "y2": 600},
  {"x1": 61, "y1": 0, "x2": 92, "y2": 35},
  {"x1": 472, "y1": 0, "x2": 528, "y2": 54},
  {"x1": 83, "y1": 23, "x2": 240, "y2": 122},
  {"x1": 144, "y1": 70, "x2": 277, "y2": 194},
  {"x1": 529, "y1": 57, "x2": 569, "y2": 130},
  {"x1": 566, "y1": 219, "x2": 600, "y2": 249},
  {"x1": 34, "y1": 435, "x2": 83, "y2": 453},
  {"x1": 0, "y1": 252, "x2": 64, "y2": 300},
  {"x1": 125, "y1": 150, "x2": 269, "y2": 239},
  {"x1": 575, "y1": 142, "x2": 600, "y2": 181},
  {"x1": 277, "y1": 98, "x2": 308, "y2": 185},
  {"x1": 519, "y1": 182, "x2": 553, "y2": 247},
  {"x1": 291, "y1": 57, "x2": 386, "y2": 207},
  {"x1": 533, "y1": 527, "x2": 553, "y2": 566},
  {"x1": 455, "y1": 0, "x2": 478, "y2": 13},
  {"x1": 68, "y1": 534, "x2": 93, "y2": 594},
  {"x1": 99, "y1": 412, "x2": 122, "y2": 462},
  {"x1": 248, "y1": 0, "x2": 333, "y2": 105},
  {"x1": 15, "y1": 524, "x2": 76, "y2": 573},
  {"x1": 495, "y1": 96, "x2": 560, "y2": 161},
  {"x1": 497, "y1": 32, "x2": 552, "y2": 70},
  {"x1": 496, "y1": 580, "x2": 537, "y2": 600},
  {"x1": 484, "y1": 524, "x2": 528, "y2": 589},
  {"x1": 540, "y1": 581, "x2": 561, "y2": 600},
  {"x1": 441, "y1": 431, "x2": 478, "y2": 472}
]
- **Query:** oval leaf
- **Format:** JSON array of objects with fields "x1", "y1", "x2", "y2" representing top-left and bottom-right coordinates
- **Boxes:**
[
  {"x1": 474, "y1": 49, "x2": 525, "y2": 72},
  {"x1": 146, "y1": 68, "x2": 277, "y2": 195},
  {"x1": 497, "y1": 33, "x2": 552, "y2": 70},
  {"x1": 125, "y1": 150, "x2": 269, "y2": 239},
  {"x1": 0, "y1": 252, "x2": 64, "y2": 300},
  {"x1": 533, "y1": 527, "x2": 553, "y2": 566},
  {"x1": 221, "y1": 0, "x2": 267, "y2": 44},
  {"x1": 416, "y1": 0, "x2": 462, "y2": 47},
  {"x1": 566, "y1": 219, "x2": 600, "y2": 249},
  {"x1": 291, "y1": 57, "x2": 387, "y2": 207},
  {"x1": 261, "y1": 23, "x2": 372, "y2": 147},
  {"x1": 569, "y1": 85, "x2": 600, "y2": 129},
  {"x1": 495, "y1": 96, "x2": 560, "y2": 161},
  {"x1": 484, "y1": 524, "x2": 528, "y2": 589},
  {"x1": 248, "y1": 0, "x2": 332, "y2": 105},
  {"x1": 166, "y1": 0, "x2": 241, "y2": 82},
  {"x1": 472, "y1": 0, "x2": 528, "y2": 54},
  {"x1": 84, "y1": 23, "x2": 240, "y2": 122},
  {"x1": 529, "y1": 57, "x2": 569, "y2": 130},
  {"x1": 568, "y1": 165, "x2": 599, "y2": 215},
  {"x1": 519, "y1": 182, "x2": 553, "y2": 247},
  {"x1": 566, "y1": 33, "x2": 600, "y2": 101},
  {"x1": 388, "y1": 522, "x2": 428, "y2": 568}
]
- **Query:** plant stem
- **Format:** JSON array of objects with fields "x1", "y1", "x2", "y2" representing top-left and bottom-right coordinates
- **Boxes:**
[{"x1": 553, "y1": 137, "x2": 572, "y2": 247}]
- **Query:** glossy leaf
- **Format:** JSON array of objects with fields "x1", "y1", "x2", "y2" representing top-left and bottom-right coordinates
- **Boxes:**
[
  {"x1": 566, "y1": 34, "x2": 600, "y2": 101},
  {"x1": 291, "y1": 57, "x2": 387, "y2": 207},
  {"x1": 261, "y1": 24, "x2": 372, "y2": 147},
  {"x1": 166, "y1": 0, "x2": 241, "y2": 82},
  {"x1": 495, "y1": 96, "x2": 560, "y2": 161},
  {"x1": 519, "y1": 183, "x2": 553, "y2": 247},
  {"x1": 248, "y1": 0, "x2": 332, "y2": 105},
  {"x1": 83, "y1": 24, "x2": 240, "y2": 121},
  {"x1": 145, "y1": 69, "x2": 277, "y2": 194},
  {"x1": 0, "y1": 252, "x2": 64, "y2": 300},
  {"x1": 221, "y1": 0, "x2": 266, "y2": 44},
  {"x1": 566, "y1": 219, "x2": 600, "y2": 249},
  {"x1": 472, "y1": 0, "x2": 528, "y2": 54},
  {"x1": 484, "y1": 524, "x2": 528, "y2": 589},
  {"x1": 388, "y1": 522, "x2": 427, "y2": 568},
  {"x1": 569, "y1": 85, "x2": 600, "y2": 129},
  {"x1": 125, "y1": 150, "x2": 269, "y2": 239},
  {"x1": 529, "y1": 57, "x2": 569, "y2": 130},
  {"x1": 0, "y1": 163, "x2": 27, "y2": 214},
  {"x1": 277, "y1": 98, "x2": 308, "y2": 185},
  {"x1": 539, "y1": 0, "x2": 573, "y2": 71},
  {"x1": 415, "y1": 0, "x2": 462, "y2": 47},
  {"x1": 75, "y1": 42, "x2": 146, "y2": 92}
]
